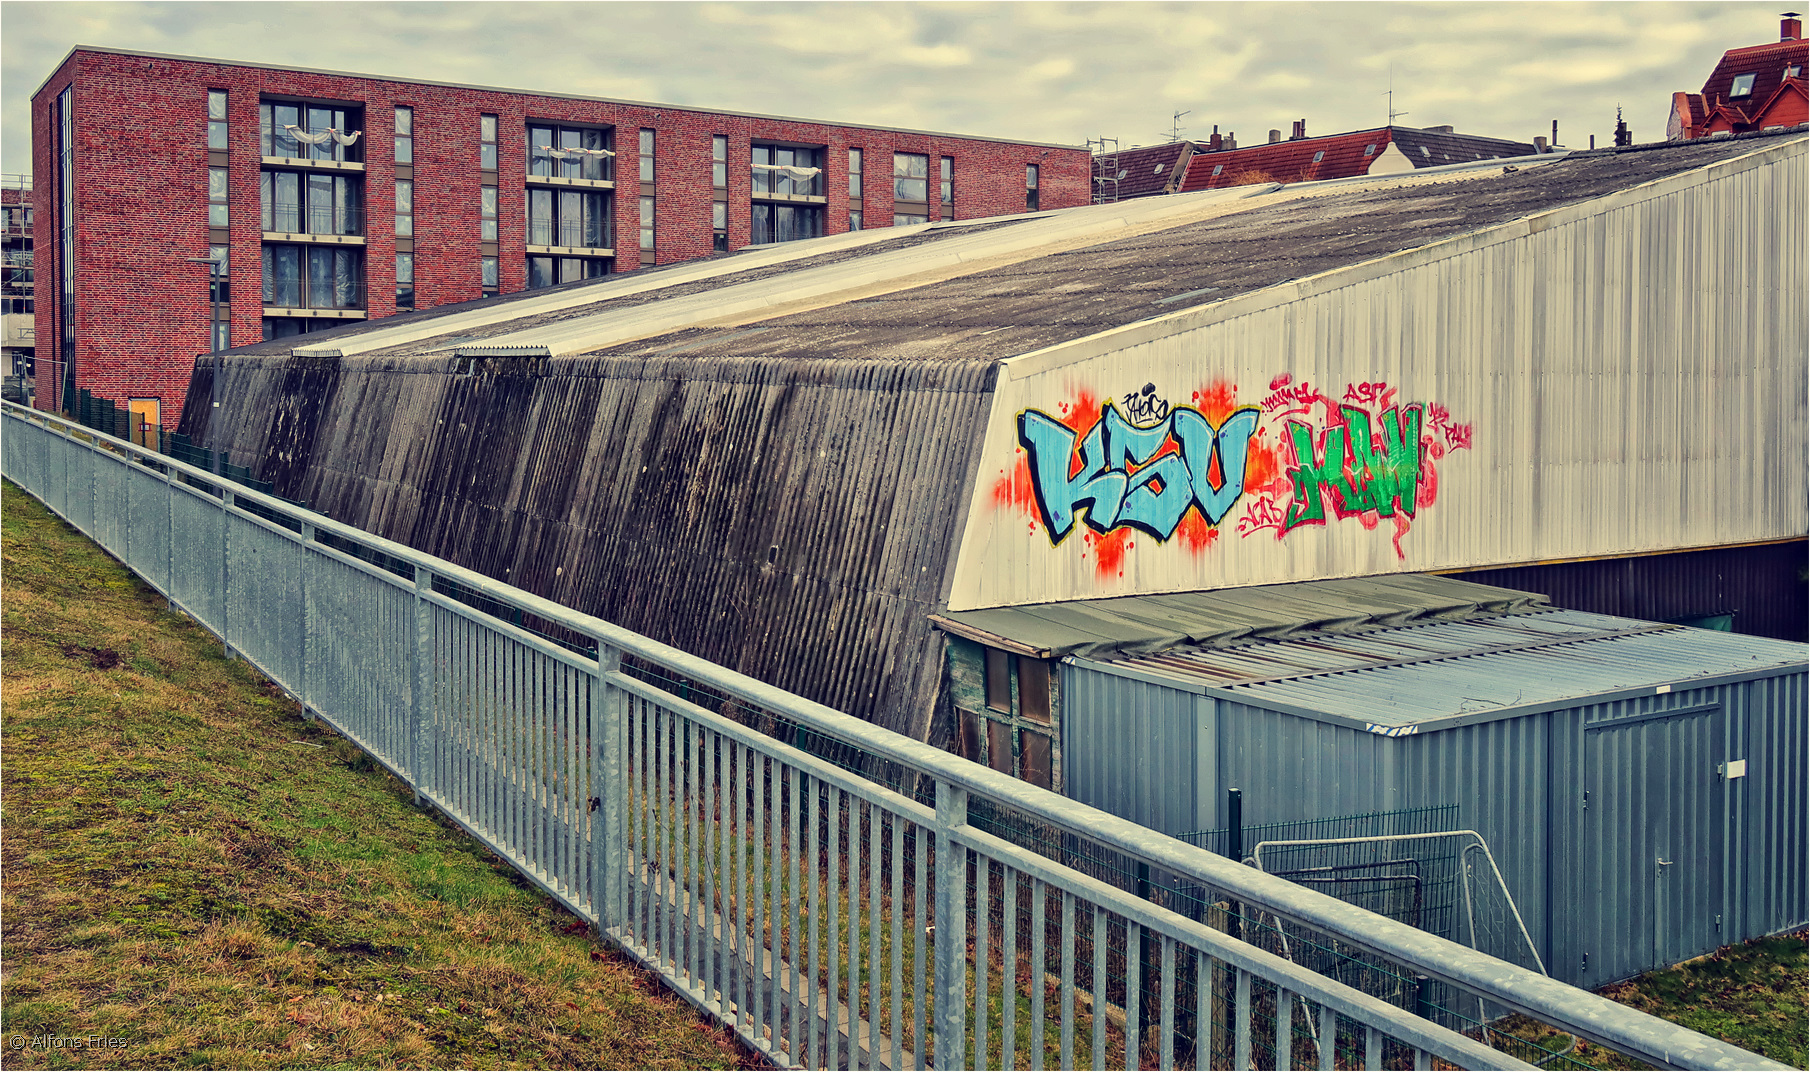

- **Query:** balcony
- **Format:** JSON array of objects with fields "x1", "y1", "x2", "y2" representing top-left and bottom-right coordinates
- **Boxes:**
[
  {"x1": 262, "y1": 204, "x2": 366, "y2": 245},
  {"x1": 526, "y1": 216, "x2": 613, "y2": 256}
]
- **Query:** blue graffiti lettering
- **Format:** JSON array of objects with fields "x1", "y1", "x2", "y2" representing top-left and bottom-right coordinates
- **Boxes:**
[{"x1": 1017, "y1": 401, "x2": 1262, "y2": 544}]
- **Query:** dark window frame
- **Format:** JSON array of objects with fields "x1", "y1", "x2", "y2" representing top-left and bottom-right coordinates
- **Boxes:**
[{"x1": 259, "y1": 99, "x2": 364, "y2": 162}]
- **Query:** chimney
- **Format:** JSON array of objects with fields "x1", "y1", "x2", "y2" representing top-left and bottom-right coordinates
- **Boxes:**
[
  {"x1": 1783, "y1": 11, "x2": 1803, "y2": 40},
  {"x1": 1551, "y1": 119, "x2": 1560, "y2": 148},
  {"x1": 1291, "y1": 119, "x2": 1307, "y2": 141},
  {"x1": 1226, "y1": 132, "x2": 1237, "y2": 149},
  {"x1": 1427, "y1": 124, "x2": 1454, "y2": 134},
  {"x1": 1533, "y1": 135, "x2": 1549, "y2": 153},
  {"x1": 1269, "y1": 128, "x2": 1282, "y2": 143},
  {"x1": 1209, "y1": 124, "x2": 1222, "y2": 151}
]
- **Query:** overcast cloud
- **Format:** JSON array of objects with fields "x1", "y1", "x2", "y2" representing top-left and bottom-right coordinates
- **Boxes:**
[{"x1": 0, "y1": 1, "x2": 1782, "y2": 178}]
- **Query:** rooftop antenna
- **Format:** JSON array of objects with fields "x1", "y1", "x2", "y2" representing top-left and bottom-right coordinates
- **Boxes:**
[
  {"x1": 1384, "y1": 65, "x2": 1409, "y2": 126},
  {"x1": 1169, "y1": 109, "x2": 1191, "y2": 143}
]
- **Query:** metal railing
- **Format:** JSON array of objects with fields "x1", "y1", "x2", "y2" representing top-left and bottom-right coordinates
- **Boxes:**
[{"x1": 0, "y1": 400, "x2": 1785, "y2": 1072}]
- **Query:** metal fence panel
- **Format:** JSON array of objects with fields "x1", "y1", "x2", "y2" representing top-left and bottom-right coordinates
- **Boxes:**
[
  {"x1": 123, "y1": 459, "x2": 172, "y2": 595},
  {"x1": 0, "y1": 401, "x2": 1787, "y2": 1072}
]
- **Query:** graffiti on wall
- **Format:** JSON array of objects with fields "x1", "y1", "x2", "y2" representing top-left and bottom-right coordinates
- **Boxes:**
[{"x1": 992, "y1": 376, "x2": 1473, "y2": 576}]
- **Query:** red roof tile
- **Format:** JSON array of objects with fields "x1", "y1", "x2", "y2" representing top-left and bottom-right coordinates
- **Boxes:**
[{"x1": 1178, "y1": 127, "x2": 1535, "y2": 192}]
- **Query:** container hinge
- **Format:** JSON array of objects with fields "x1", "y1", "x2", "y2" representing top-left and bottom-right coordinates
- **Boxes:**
[
  {"x1": 1716, "y1": 913, "x2": 1722, "y2": 931},
  {"x1": 1582, "y1": 789, "x2": 1589, "y2": 810},
  {"x1": 1581, "y1": 952, "x2": 1589, "y2": 972}
]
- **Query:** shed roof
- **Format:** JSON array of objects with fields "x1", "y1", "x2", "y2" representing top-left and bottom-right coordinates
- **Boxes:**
[
  {"x1": 1079, "y1": 608, "x2": 1808, "y2": 732},
  {"x1": 930, "y1": 574, "x2": 1544, "y2": 658}
]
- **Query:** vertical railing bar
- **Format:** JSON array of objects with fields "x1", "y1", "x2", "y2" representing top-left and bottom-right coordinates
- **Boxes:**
[
  {"x1": 1001, "y1": 868, "x2": 1018, "y2": 1072},
  {"x1": 656, "y1": 704, "x2": 671, "y2": 974},
  {"x1": 640, "y1": 693, "x2": 654, "y2": 957},
  {"x1": 865, "y1": 801, "x2": 881, "y2": 1072},
  {"x1": 1364, "y1": 1024, "x2": 1380, "y2": 1070},
  {"x1": 752, "y1": 746, "x2": 767, "y2": 1046},
  {"x1": 789, "y1": 765, "x2": 805, "y2": 1062},
  {"x1": 1318, "y1": 1003, "x2": 1336, "y2": 1071},
  {"x1": 1276, "y1": 985, "x2": 1293, "y2": 1072},
  {"x1": 1413, "y1": 1046, "x2": 1431, "y2": 1071},
  {"x1": 768, "y1": 753, "x2": 784, "y2": 1055},
  {"x1": 807, "y1": 775, "x2": 823, "y2": 1070},
  {"x1": 913, "y1": 820, "x2": 926, "y2": 1071},
  {"x1": 1123, "y1": 920, "x2": 1140, "y2": 1072},
  {"x1": 722, "y1": 733, "x2": 738, "y2": 1020},
  {"x1": 1030, "y1": 880, "x2": 1046, "y2": 1072},
  {"x1": 595, "y1": 643, "x2": 622, "y2": 938},
  {"x1": 827, "y1": 784, "x2": 844, "y2": 1070},
  {"x1": 1235, "y1": 969, "x2": 1252, "y2": 1072},
  {"x1": 975, "y1": 856, "x2": 991, "y2": 1071},
  {"x1": 677, "y1": 713, "x2": 692, "y2": 989},
  {"x1": 890, "y1": 813, "x2": 904, "y2": 1072},
  {"x1": 1059, "y1": 891, "x2": 1076, "y2": 1072},
  {"x1": 1091, "y1": 903, "x2": 1107, "y2": 1072},
  {"x1": 849, "y1": 800, "x2": 866, "y2": 1072},
  {"x1": 707, "y1": 724, "x2": 723, "y2": 1008},
  {"x1": 1196, "y1": 951, "x2": 1213, "y2": 1072},
  {"x1": 932, "y1": 782, "x2": 968, "y2": 1072},
  {"x1": 736, "y1": 740, "x2": 751, "y2": 1032},
  {"x1": 1160, "y1": 936, "x2": 1177, "y2": 1072}
]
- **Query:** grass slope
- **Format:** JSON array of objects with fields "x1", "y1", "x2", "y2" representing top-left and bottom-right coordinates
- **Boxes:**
[{"x1": 1, "y1": 479, "x2": 757, "y2": 1070}]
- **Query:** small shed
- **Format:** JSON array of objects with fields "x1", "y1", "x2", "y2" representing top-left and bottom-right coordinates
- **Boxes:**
[{"x1": 949, "y1": 583, "x2": 1808, "y2": 987}]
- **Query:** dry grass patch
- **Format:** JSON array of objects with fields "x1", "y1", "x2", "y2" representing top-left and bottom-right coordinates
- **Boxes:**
[{"x1": 1, "y1": 478, "x2": 760, "y2": 1070}]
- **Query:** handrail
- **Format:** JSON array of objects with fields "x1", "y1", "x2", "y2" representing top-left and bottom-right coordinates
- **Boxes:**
[{"x1": 0, "y1": 398, "x2": 1787, "y2": 1072}]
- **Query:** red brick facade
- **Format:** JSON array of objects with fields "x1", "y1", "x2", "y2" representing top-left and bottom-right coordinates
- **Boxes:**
[{"x1": 32, "y1": 47, "x2": 1090, "y2": 426}]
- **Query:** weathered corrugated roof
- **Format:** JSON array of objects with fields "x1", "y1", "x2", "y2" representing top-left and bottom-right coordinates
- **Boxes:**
[
  {"x1": 930, "y1": 574, "x2": 1544, "y2": 658},
  {"x1": 1080, "y1": 607, "x2": 1808, "y2": 731}
]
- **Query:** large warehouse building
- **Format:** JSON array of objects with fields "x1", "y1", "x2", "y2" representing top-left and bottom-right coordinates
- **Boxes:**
[
  {"x1": 28, "y1": 46, "x2": 1089, "y2": 429},
  {"x1": 178, "y1": 131, "x2": 1807, "y2": 984}
]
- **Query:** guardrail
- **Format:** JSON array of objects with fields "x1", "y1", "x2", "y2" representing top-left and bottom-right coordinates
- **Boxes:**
[{"x1": 1, "y1": 399, "x2": 1785, "y2": 1072}]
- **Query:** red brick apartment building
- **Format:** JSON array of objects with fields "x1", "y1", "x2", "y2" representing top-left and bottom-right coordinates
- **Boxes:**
[{"x1": 31, "y1": 46, "x2": 1090, "y2": 428}]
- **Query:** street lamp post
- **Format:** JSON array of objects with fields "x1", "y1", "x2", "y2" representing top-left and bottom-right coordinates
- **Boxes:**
[{"x1": 187, "y1": 255, "x2": 226, "y2": 468}]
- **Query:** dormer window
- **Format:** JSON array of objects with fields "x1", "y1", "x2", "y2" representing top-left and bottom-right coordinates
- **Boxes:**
[
  {"x1": 1787, "y1": 65, "x2": 1803, "y2": 78},
  {"x1": 1730, "y1": 73, "x2": 1757, "y2": 97}
]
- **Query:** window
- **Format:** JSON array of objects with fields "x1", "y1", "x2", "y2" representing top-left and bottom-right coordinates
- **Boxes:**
[
  {"x1": 480, "y1": 114, "x2": 497, "y2": 170},
  {"x1": 985, "y1": 648, "x2": 1010, "y2": 712},
  {"x1": 752, "y1": 144, "x2": 824, "y2": 196},
  {"x1": 259, "y1": 100, "x2": 363, "y2": 161},
  {"x1": 639, "y1": 195, "x2": 655, "y2": 250},
  {"x1": 1788, "y1": 65, "x2": 1803, "y2": 79},
  {"x1": 395, "y1": 252, "x2": 414, "y2": 309},
  {"x1": 207, "y1": 90, "x2": 228, "y2": 150},
  {"x1": 207, "y1": 244, "x2": 230, "y2": 304},
  {"x1": 1312, "y1": 150, "x2": 1325, "y2": 163},
  {"x1": 1017, "y1": 657, "x2": 1050, "y2": 723},
  {"x1": 526, "y1": 256, "x2": 608, "y2": 288},
  {"x1": 750, "y1": 204, "x2": 823, "y2": 244},
  {"x1": 639, "y1": 129, "x2": 655, "y2": 183},
  {"x1": 394, "y1": 178, "x2": 412, "y2": 237},
  {"x1": 849, "y1": 209, "x2": 863, "y2": 231},
  {"x1": 480, "y1": 185, "x2": 497, "y2": 241},
  {"x1": 213, "y1": 321, "x2": 230, "y2": 352},
  {"x1": 393, "y1": 106, "x2": 412, "y2": 165},
  {"x1": 528, "y1": 124, "x2": 613, "y2": 181},
  {"x1": 260, "y1": 170, "x2": 363, "y2": 235},
  {"x1": 711, "y1": 135, "x2": 728, "y2": 188},
  {"x1": 1026, "y1": 163, "x2": 1040, "y2": 210},
  {"x1": 893, "y1": 152, "x2": 928, "y2": 202},
  {"x1": 1730, "y1": 72, "x2": 1757, "y2": 98},
  {"x1": 261, "y1": 245, "x2": 363, "y2": 309},
  {"x1": 526, "y1": 188, "x2": 610, "y2": 248},
  {"x1": 481, "y1": 256, "x2": 498, "y2": 297},
  {"x1": 712, "y1": 200, "x2": 728, "y2": 252},
  {"x1": 1420, "y1": 146, "x2": 1431, "y2": 158},
  {"x1": 261, "y1": 317, "x2": 338, "y2": 340},
  {"x1": 849, "y1": 148, "x2": 863, "y2": 197},
  {"x1": 1212, "y1": 164, "x2": 1224, "y2": 176},
  {"x1": 939, "y1": 155, "x2": 953, "y2": 206},
  {"x1": 1364, "y1": 144, "x2": 1377, "y2": 157},
  {"x1": 893, "y1": 213, "x2": 927, "y2": 226},
  {"x1": 208, "y1": 167, "x2": 229, "y2": 228}
]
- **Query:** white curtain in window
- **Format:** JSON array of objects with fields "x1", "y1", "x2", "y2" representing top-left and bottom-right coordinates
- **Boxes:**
[
  {"x1": 537, "y1": 145, "x2": 615, "y2": 158},
  {"x1": 751, "y1": 164, "x2": 822, "y2": 180},
  {"x1": 284, "y1": 125, "x2": 362, "y2": 146}
]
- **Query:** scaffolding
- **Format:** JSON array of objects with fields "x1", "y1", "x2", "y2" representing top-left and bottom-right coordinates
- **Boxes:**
[{"x1": 1088, "y1": 137, "x2": 1123, "y2": 204}]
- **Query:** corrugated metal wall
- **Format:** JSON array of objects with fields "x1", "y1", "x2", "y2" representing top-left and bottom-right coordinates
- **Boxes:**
[
  {"x1": 1448, "y1": 541, "x2": 1809, "y2": 642},
  {"x1": 181, "y1": 351, "x2": 997, "y2": 741},
  {"x1": 952, "y1": 139, "x2": 1807, "y2": 609},
  {"x1": 1063, "y1": 660, "x2": 1807, "y2": 986}
]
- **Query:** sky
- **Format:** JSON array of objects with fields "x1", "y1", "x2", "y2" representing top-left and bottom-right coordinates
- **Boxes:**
[{"x1": 0, "y1": 1, "x2": 1785, "y2": 179}]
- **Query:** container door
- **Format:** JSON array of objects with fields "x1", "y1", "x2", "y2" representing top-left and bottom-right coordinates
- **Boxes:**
[{"x1": 1581, "y1": 706, "x2": 1725, "y2": 984}]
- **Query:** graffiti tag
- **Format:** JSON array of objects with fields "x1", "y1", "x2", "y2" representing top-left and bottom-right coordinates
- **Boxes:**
[{"x1": 1017, "y1": 397, "x2": 1260, "y2": 544}]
